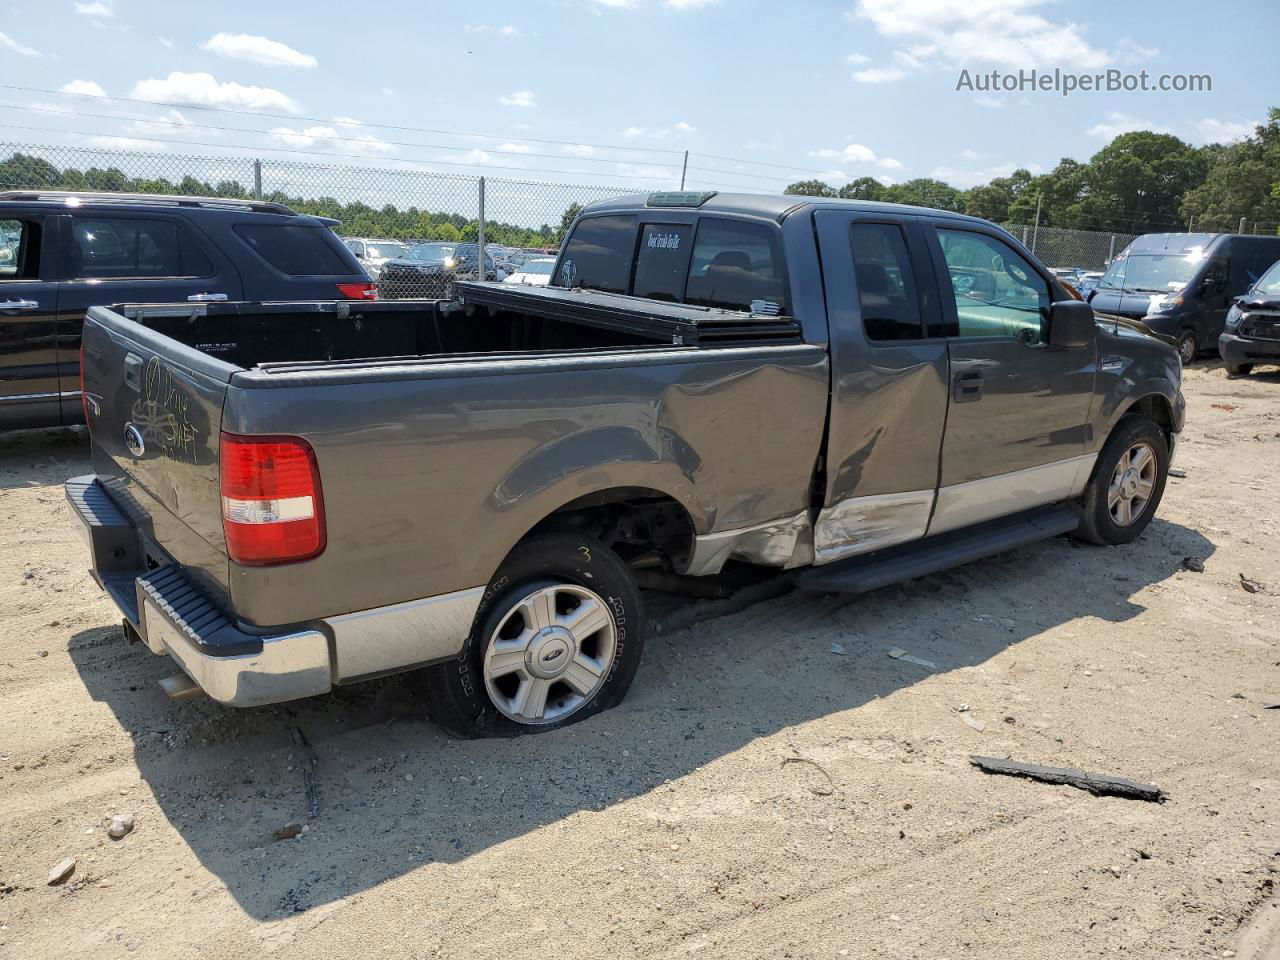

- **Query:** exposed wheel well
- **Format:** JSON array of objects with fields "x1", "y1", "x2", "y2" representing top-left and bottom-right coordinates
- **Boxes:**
[
  {"x1": 520, "y1": 488, "x2": 697, "y2": 571},
  {"x1": 1125, "y1": 394, "x2": 1175, "y2": 446}
]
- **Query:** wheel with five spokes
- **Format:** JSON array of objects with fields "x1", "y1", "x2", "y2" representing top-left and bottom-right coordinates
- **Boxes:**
[
  {"x1": 422, "y1": 533, "x2": 644, "y2": 738},
  {"x1": 1075, "y1": 417, "x2": 1170, "y2": 546}
]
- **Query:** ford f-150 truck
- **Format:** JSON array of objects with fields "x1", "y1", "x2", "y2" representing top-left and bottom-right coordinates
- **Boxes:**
[{"x1": 67, "y1": 191, "x2": 1184, "y2": 738}]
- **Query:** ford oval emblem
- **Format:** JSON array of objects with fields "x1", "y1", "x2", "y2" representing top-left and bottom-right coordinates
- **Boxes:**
[{"x1": 123, "y1": 423, "x2": 146, "y2": 458}]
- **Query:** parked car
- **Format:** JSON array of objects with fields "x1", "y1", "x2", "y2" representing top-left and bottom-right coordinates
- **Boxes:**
[
  {"x1": 501, "y1": 255, "x2": 556, "y2": 286},
  {"x1": 1219, "y1": 257, "x2": 1280, "y2": 375},
  {"x1": 68, "y1": 190, "x2": 1182, "y2": 738},
  {"x1": 1050, "y1": 266, "x2": 1085, "y2": 286},
  {"x1": 0, "y1": 190, "x2": 374, "y2": 432},
  {"x1": 377, "y1": 241, "x2": 500, "y2": 299},
  {"x1": 1087, "y1": 233, "x2": 1280, "y2": 364},
  {"x1": 1076, "y1": 271, "x2": 1105, "y2": 297},
  {"x1": 342, "y1": 237, "x2": 408, "y2": 279}
]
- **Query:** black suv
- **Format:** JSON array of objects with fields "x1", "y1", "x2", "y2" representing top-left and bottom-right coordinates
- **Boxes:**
[
  {"x1": 377, "y1": 241, "x2": 500, "y2": 299},
  {"x1": 0, "y1": 190, "x2": 374, "y2": 431}
]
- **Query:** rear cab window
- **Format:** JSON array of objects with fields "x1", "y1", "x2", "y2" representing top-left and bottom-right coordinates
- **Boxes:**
[
  {"x1": 234, "y1": 222, "x2": 354, "y2": 277},
  {"x1": 557, "y1": 212, "x2": 789, "y2": 316}
]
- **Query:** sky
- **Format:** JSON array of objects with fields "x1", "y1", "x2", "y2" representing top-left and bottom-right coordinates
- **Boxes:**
[{"x1": 1, "y1": 0, "x2": 1278, "y2": 197}]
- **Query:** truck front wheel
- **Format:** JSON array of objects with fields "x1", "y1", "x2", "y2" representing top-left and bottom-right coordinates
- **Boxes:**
[
  {"x1": 422, "y1": 533, "x2": 645, "y2": 738},
  {"x1": 1074, "y1": 417, "x2": 1169, "y2": 546}
]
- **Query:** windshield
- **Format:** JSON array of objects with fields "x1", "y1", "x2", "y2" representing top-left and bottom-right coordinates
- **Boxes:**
[
  {"x1": 1253, "y1": 260, "x2": 1280, "y2": 298},
  {"x1": 366, "y1": 242, "x2": 406, "y2": 259},
  {"x1": 521, "y1": 259, "x2": 555, "y2": 275},
  {"x1": 407, "y1": 242, "x2": 456, "y2": 262},
  {"x1": 1099, "y1": 253, "x2": 1202, "y2": 294}
]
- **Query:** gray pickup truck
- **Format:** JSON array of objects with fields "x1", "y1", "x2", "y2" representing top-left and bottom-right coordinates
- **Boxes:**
[{"x1": 68, "y1": 191, "x2": 1184, "y2": 738}]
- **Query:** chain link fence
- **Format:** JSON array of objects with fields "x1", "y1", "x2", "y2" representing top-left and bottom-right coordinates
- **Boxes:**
[
  {"x1": 1000, "y1": 222, "x2": 1136, "y2": 272},
  {"x1": 0, "y1": 142, "x2": 635, "y2": 298}
]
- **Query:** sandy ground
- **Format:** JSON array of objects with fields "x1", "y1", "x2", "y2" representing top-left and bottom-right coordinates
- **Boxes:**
[{"x1": 1, "y1": 362, "x2": 1278, "y2": 960}]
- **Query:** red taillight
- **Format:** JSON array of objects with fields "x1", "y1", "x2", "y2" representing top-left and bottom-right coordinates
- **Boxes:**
[
  {"x1": 336, "y1": 282, "x2": 377, "y2": 300},
  {"x1": 79, "y1": 339, "x2": 90, "y2": 429},
  {"x1": 219, "y1": 433, "x2": 325, "y2": 566}
]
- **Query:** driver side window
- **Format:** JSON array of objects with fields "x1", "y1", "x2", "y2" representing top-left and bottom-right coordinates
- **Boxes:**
[{"x1": 938, "y1": 228, "x2": 1049, "y2": 344}]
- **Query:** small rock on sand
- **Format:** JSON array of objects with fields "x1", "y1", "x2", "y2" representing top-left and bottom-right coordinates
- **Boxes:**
[{"x1": 47, "y1": 857, "x2": 76, "y2": 886}]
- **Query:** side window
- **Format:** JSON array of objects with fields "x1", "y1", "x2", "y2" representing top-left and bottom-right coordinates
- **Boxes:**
[
  {"x1": 850, "y1": 222, "x2": 923, "y2": 340},
  {"x1": 0, "y1": 218, "x2": 39, "y2": 280},
  {"x1": 937, "y1": 228, "x2": 1049, "y2": 343},
  {"x1": 234, "y1": 223, "x2": 351, "y2": 276},
  {"x1": 632, "y1": 223, "x2": 692, "y2": 302},
  {"x1": 685, "y1": 218, "x2": 788, "y2": 314},
  {"x1": 69, "y1": 217, "x2": 214, "y2": 280},
  {"x1": 556, "y1": 215, "x2": 637, "y2": 294}
]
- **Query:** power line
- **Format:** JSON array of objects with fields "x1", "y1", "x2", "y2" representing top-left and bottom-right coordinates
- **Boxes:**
[
  {"x1": 0, "y1": 122, "x2": 681, "y2": 183},
  {"x1": 0, "y1": 101, "x2": 686, "y2": 172},
  {"x1": 0, "y1": 82, "x2": 688, "y2": 157}
]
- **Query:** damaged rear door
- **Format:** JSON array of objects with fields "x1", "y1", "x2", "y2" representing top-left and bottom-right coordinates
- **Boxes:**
[{"x1": 811, "y1": 210, "x2": 948, "y2": 564}]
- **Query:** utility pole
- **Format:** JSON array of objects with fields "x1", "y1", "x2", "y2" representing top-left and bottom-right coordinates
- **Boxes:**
[
  {"x1": 680, "y1": 151, "x2": 688, "y2": 191},
  {"x1": 1031, "y1": 192, "x2": 1042, "y2": 255},
  {"x1": 253, "y1": 159, "x2": 262, "y2": 201},
  {"x1": 477, "y1": 177, "x2": 486, "y2": 279},
  {"x1": 1239, "y1": 216, "x2": 1247, "y2": 234},
  {"x1": 1186, "y1": 215, "x2": 1194, "y2": 233}
]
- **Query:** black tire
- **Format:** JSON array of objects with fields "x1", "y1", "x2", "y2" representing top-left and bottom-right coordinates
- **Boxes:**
[
  {"x1": 1074, "y1": 417, "x2": 1169, "y2": 546},
  {"x1": 1225, "y1": 361, "x2": 1254, "y2": 377},
  {"x1": 421, "y1": 533, "x2": 644, "y2": 739},
  {"x1": 1176, "y1": 331, "x2": 1197, "y2": 365}
]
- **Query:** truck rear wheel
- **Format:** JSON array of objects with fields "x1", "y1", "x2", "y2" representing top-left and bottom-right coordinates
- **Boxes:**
[
  {"x1": 1225, "y1": 362, "x2": 1253, "y2": 377},
  {"x1": 422, "y1": 533, "x2": 645, "y2": 738},
  {"x1": 1074, "y1": 417, "x2": 1169, "y2": 546}
]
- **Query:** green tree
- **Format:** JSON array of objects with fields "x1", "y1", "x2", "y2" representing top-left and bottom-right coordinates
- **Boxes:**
[
  {"x1": 783, "y1": 179, "x2": 836, "y2": 198},
  {"x1": 881, "y1": 177, "x2": 966, "y2": 211},
  {"x1": 1069, "y1": 131, "x2": 1208, "y2": 233},
  {"x1": 1180, "y1": 109, "x2": 1280, "y2": 232},
  {"x1": 838, "y1": 177, "x2": 886, "y2": 201}
]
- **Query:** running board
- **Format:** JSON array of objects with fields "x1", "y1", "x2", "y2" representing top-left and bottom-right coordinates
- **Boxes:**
[{"x1": 795, "y1": 505, "x2": 1080, "y2": 595}]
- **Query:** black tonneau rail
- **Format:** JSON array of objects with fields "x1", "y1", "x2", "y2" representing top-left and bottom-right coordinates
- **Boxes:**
[{"x1": 455, "y1": 281, "x2": 802, "y2": 347}]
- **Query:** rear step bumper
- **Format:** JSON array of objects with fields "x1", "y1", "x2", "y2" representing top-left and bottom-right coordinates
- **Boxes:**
[
  {"x1": 795, "y1": 504, "x2": 1080, "y2": 595},
  {"x1": 65, "y1": 475, "x2": 332, "y2": 707}
]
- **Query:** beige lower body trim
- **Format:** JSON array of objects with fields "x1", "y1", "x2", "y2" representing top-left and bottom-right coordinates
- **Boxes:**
[
  {"x1": 324, "y1": 585, "x2": 486, "y2": 682},
  {"x1": 813, "y1": 488, "x2": 935, "y2": 565},
  {"x1": 928, "y1": 454, "x2": 1096, "y2": 536},
  {"x1": 683, "y1": 511, "x2": 814, "y2": 577}
]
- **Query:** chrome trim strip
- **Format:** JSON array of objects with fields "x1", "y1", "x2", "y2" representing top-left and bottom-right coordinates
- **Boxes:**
[
  {"x1": 323, "y1": 585, "x2": 486, "y2": 682},
  {"x1": 929, "y1": 454, "x2": 1096, "y2": 536},
  {"x1": 0, "y1": 390, "x2": 61, "y2": 403},
  {"x1": 813, "y1": 488, "x2": 935, "y2": 565},
  {"x1": 683, "y1": 511, "x2": 813, "y2": 577}
]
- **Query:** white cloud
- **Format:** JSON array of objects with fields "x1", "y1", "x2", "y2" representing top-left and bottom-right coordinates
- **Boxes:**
[
  {"x1": 563, "y1": 144, "x2": 596, "y2": 156},
  {"x1": 809, "y1": 142, "x2": 903, "y2": 169},
  {"x1": 973, "y1": 95, "x2": 1004, "y2": 108},
  {"x1": 663, "y1": 0, "x2": 718, "y2": 7},
  {"x1": 59, "y1": 79, "x2": 107, "y2": 97},
  {"x1": 852, "y1": 0, "x2": 1112, "y2": 77},
  {"x1": 852, "y1": 66, "x2": 907, "y2": 84},
  {"x1": 621, "y1": 126, "x2": 646, "y2": 138},
  {"x1": 0, "y1": 31, "x2": 41, "y2": 57},
  {"x1": 615, "y1": 161, "x2": 680, "y2": 183},
  {"x1": 73, "y1": 0, "x2": 113, "y2": 17},
  {"x1": 132, "y1": 71, "x2": 300, "y2": 113},
  {"x1": 844, "y1": 53, "x2": 871, "y2": 65},
  {"x1": 500, "y1": 24, "x2": 519, "y2": 35},
  {"x1": 1194, "y1": 117, "x2": 1255, "y2": 144},
  {"x1": 331, "y1": 116, "x2": 362, "y2": 126},
  {"x1": 466, "y1": 23, "x2": 520, "y2": 34},
  {"x1": 499, "y1": 143, "x2": 535, "y2": 153},
  {"x1": 159, "y1": 37, "x2": 174, "y2": 49},
  {"x1": 201, "y1": 33, "x2": 317, "y2": 68},
  {"x1": 124, "y1": 108, "x2": 206, "y2": 137},
  {"x1": 960, "y1": 148, "x2": 980, "y2": 160},
  {"x1": 675, "y1": 120, "x2": 696, "y2": 132},
  {"x1": 267, "y1": 124, "x2": 394, "y2": 155},
  {"x1": 591, "y1": 0, "x2": 636, "y2": 7},
  {"x1": 1086, "y1": 111, "x2": 1170, "y2": 139},
  {"x1": 86, "y1": 136, "x2": 166, "y2": 150},
  {"x1": 498, "y1": 89, "x2": 537, "y2": 108},
  {"x1": 460, "y1": 149, "x2": 494, "y2": 164},
  {"x1": 930, "y1": 160, "x2": 1042, "y2": 187}
]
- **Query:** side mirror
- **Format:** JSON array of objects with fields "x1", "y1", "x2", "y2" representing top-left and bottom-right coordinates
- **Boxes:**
[{"x1": 1048, "y1": 299, "x2": 1095, "y2": 348}]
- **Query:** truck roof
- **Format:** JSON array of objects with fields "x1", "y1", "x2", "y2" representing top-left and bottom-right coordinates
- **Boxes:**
[
  {"x1": 583, "y1": 191, "x2": 995, "y2": 227},
  {"x1": 0, "y1": 190, "x2": 297, "y2": 216},
  {"x1": 1123, "y1": 232, "x2": 1280, "y2": 254}
]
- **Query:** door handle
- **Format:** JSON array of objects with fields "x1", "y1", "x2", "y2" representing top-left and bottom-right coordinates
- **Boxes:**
[
  {"x1": 123, "y1": 353, "x2": 144, "y2": 391},
  {"x1": 187, "y1": 293, "x2": 229, "y2": 302},
  {"x1": 953, "y1": 369, "x2": 984, "y2": 403},
  {"x1": 0, "y1": 299, "x2": 38, "y2": 311}
]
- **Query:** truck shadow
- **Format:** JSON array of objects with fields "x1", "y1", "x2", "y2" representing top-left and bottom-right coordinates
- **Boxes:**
[
  {"x1": 0, "y1": 425, "x2": 89, "y2": 490},
  {"x1": 67, "y1": 516, "x2": 1214, "y2": 922}
]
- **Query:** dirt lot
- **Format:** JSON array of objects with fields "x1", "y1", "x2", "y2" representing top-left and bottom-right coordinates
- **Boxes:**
[{"x1": 1, "y1": 363, "x2": 1277, "y2": 960}]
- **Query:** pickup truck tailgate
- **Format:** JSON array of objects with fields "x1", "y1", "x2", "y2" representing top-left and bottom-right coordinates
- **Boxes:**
[{"x1": 80, "y1": 305, "x2": 239, "y2": 607}]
